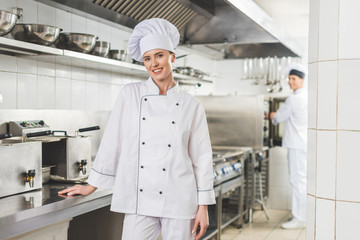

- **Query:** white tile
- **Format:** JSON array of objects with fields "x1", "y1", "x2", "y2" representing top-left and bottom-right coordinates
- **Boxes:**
[
  {"x1": 111, "y1": 84, "x2": 122, "y2": 109},
  {"x1": 98, "y1": 22, "x2": 112, "y2": 42},
  {"x1": 111, "y1": 28, "x2": 124, "y2": 50},
  {"x1": 336, "y1": 202, "x2": 360, "y2": 239},
  {"x1": 98, "y1": 83, "x2": 111, "y2": 111},
  {"x1": 85, "y1": 68, "x2": 99, "y2": 82},
  {"x1": 269, "y1": 146, "x2": 288, "y2": 165},
  {"x1": 338, "y1": 60, "x2": 360, "y2": 130},
  {"x1": 269, "y1": 163, "x2": 289, "y2": 187},
  {"x1": 308, "y1": 0, "x2": 319, "y2": 63},
  {"x1": 17, "y1": 74, "x2": 37, "y2": 109},
  {"x1": 37, "y1": 2, "x2": 56, "y2": 26},
  {"x1": 0, "y1": 72, "x2": 17, "y2": 109},
  {"x1": 18, "y1": 0, "x2": 37, "y2": 23},
  {"x1": 55, "y1": 63, "x2": 71, "y2": 78},
  {"x1": 37, "y1": 76, "x2": 55, "y2": 109},
  {"x1": 307, "y1": 129, "x2": 316, "y2": 196},
  {"x1": 55, "y1": 77, "x2": 71, "y2": 110},
  {"x1": 99, "y1": 69, "x2": 111, "y2": 83},
  {"x1": 267, "y1": 186, "x2": 289, "y2": 210},
  {"x1": 71, "y1": 14, "x2": 86, "y2": 33},
  {"x1": 339, "y1": 0, "x2": 360, "y2": 59},
  {"x1": 86, "y1": 18, "x2": 100, "y2": 37},
  {"x1": 71, "y1": 80, "x2": 85, "y2": 110},
  {"x1": 18, "y1": 57, "x2": 38, "y2": 74},
  {"x1": 111, "y1": 72, "x2": 123, "y2": 85},
  {"x1": 37, "y1": 56, "x2": 56, "y2": 77},
  {"x1": 337, "y1": 131, "x2": 360, "y2": 201},
  {"x1": 316, "y1": 131, "x2": 336, "y2": 199},
  {"x1": 308, "y1": 63, "x2": 317, "y2": 129},
  {"x1": 71, "y1": 66, "x2": 86, "y2": 80},
  {"x1": 317, "y1": 61, "x2": 337, "y2": 130},
  {"x1": 0, "y1": 0, "x2": 17, "y2": 12},
  {"x1": 55, "y1": 9, "x2": 71, "y2": 32},
  {"x1": 306, "y1": 195, "x2": 316, "y2": 240},
  {"x1": 316, "y1": 198, "x2": 335, "y2": 240},
  {"x1": 318, "y1": 0, "x2": 338, "y2": 61},
  {"x1": 0, "y1": 54, "x2": 17, "y2": 72},
  {"x1": 85, "y1": 81, "x2": 99, "y2": 111}
]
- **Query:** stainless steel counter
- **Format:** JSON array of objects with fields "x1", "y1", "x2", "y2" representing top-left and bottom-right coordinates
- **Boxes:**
[{"x1": 0, "y1": 183, "x2": 112, "y2": 240}]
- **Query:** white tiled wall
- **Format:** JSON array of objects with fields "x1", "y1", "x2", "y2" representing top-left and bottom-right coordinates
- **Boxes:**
[
  {"x1": 308, "y1": 0, "x2": 360, "y2": 239},
  {"x1": 316, "y1": 198, "x2": 335, "y2": 240}
]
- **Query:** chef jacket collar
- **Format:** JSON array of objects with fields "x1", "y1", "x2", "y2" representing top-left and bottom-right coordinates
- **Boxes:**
[
  {"x1": 294, "y1": 87, "x2": 305, "y2": 94},
  {"x1": 145, "y1": 77, "x2": 179, "y2": 95}
]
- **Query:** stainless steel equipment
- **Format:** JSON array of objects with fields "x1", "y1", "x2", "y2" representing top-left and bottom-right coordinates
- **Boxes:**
[
  {"x1": 0, "y1": 141, "x2": 42, "y2": 198},
  {"x1": 54, "y1": 32, "x2": 98, "y2": 53},
  {"x1": 109, "y1": 49, "x2": 127, "y2": 61},
  {"x1": 11, "y1": 24, "x2": 62, "y2": 46},
  {"x1": 196, "y1": 95, "x2": 264, "y2": 149},
  {"x1": 37, "y1": 0, "x2": 303, "y2": 58},
  {"x1": 268, "y1": 97, "x2": 286, "y2": 146},
  {"x1": 8, "y1": 120, "x2": 99, "y2": 182},
  {"x1": 0, "y1": 10, "x2": 19, "y2": 36},
  {"x1": 204, "y1": 146, "x2": 252, "y2": 240},
  {"x1": 91, "y1": 41, "x2": 110, "y2": 57},
  {"x1": 243, "y1": 147, "x2": 270, "y2": 223}
]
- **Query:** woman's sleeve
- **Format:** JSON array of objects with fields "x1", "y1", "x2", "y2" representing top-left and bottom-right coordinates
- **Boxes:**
[
  {"x1": 188, "y1": 102, "x2": 216, "y2": 205},
  {"x1": 272, "y1": 97, "x2": 294, "y2": 125},
  {"x1": 87, "y1": 90, "x2": 126, "y2": 189}
]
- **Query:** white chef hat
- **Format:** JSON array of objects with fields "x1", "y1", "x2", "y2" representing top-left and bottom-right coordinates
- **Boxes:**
[{"x1": 128, "y1": 18, "x2": 180, "y2": 62}]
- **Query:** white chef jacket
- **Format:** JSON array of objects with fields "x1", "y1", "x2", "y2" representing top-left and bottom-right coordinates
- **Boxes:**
[
  {"x1": 87, "y1": 77, "x2": 215, "y2": 219},
  {"x1": 272, "y1": 88, "x2": 308, "y2": 150}
]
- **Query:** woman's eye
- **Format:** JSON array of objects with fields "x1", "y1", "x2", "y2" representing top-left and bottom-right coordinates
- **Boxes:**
[
  {"x1": 144, "y1": 57, "x2": 150, "y2": 61},
  {"x1": 157, "y1": 54, "x2": 163, "y2": 58}
]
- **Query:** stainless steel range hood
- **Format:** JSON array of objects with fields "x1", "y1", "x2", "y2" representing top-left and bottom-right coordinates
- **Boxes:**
[{"x1": 35, "y1": 0, "x2": 303, "y2": 59}]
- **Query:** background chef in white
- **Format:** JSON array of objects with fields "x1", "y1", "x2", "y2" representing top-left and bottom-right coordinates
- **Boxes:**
[
  {"x1": 59, "y1": 18, "x2": 216, "y2": 240},
  {"x1": 269, "y1": 65, "x2": 308, "y2": 229}
]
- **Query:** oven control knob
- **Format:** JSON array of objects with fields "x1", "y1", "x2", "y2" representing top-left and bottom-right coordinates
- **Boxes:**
[
  {"x1": 25, "y1": 169, "x2": 36, "y2": 188},
  {"x1": 20, "y1": 122, "x2": 27, "y2": 127},
  {"x1": 38, "y1": 120, "x2": 45, "y2": 126},
  {"x1": 79, "y1": 159, "x2": 87, "y2": 175}
]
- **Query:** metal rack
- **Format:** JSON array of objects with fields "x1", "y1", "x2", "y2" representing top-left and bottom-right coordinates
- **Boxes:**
[{"x1": 243, "y1": 147, "x2": 270, "y2": 223}]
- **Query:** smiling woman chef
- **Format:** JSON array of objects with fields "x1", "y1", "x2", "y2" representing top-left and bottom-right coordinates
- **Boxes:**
[{"x1": 59, "y1": 18, "x2": 215, "y2": 240}]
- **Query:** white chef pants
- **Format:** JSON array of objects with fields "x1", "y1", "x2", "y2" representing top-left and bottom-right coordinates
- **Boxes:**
[
  {"x1": 121, "y1": 214, "x2": 195, "y2": 240},
  {"x1": 288, "y1": 148, "x2": 307, "y2": 222}
]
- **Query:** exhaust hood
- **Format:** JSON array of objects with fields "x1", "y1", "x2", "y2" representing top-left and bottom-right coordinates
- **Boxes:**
[{"x1": 35, "y1": 0, "x2": 303, "y2": 59}]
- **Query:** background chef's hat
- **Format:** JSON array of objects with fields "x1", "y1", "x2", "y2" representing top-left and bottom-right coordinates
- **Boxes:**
[
  {"x1": 285, "y1": 62, "x2": 307, "y2": 79},
  {"x1": 128, "y1": 18, "x2": 180, "y2": 62}
]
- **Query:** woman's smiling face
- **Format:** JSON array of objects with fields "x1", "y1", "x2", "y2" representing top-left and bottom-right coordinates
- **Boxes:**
[{"x1": 143, "y1": 49, "x2": 176, "y2": 82}]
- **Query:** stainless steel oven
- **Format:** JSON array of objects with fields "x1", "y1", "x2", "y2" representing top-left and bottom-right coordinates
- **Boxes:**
[{"x1": 269, "y1": 97, "x2": 286, "y2": 146}]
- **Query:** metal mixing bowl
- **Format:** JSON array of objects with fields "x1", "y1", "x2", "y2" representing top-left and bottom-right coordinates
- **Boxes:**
[
  {"x1": 91, "y1": 41, "x2": 110, "y2": 57},
  {"x1": 55, "y1": 32, "x2": 98, "y2": 53},
  {"x1": 109, "y1": 49, "x2": 127, "y2": 61},
  {"x1": 11, "y1": 24, "x2": 62, "y2": 46},
  {"x1": 0, "y1": 10, "x2": 19, "y2": 36}
]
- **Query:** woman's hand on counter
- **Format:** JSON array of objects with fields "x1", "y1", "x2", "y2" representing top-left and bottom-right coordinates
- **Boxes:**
[
  {"x1": 192, "y1": 205, "x2": 209, "y2": 240},
  {"x1": 58, "y1": 184, "x2": 97, "y2": 196}
]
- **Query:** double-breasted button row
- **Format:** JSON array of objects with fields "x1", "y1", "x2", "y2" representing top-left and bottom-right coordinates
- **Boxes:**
[
  {"x1": 141, "y1": 117, "x2": 175, "y2": 125},
  {"x1": 139, "y1": 189, "x2": 163, "y2": 194}
]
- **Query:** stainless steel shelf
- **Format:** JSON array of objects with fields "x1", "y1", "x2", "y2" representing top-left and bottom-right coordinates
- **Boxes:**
[
  {"x1": 0, "y1": 37, "x2": 213, "y2": 83},
  {"x1": 0, "y1": 37, "x2": 63, "y2": 56}
]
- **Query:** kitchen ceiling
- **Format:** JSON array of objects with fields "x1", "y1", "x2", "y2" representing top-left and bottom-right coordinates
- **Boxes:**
[{"x1": 35, "y1": 0, "x2": 304, "y2": 59}]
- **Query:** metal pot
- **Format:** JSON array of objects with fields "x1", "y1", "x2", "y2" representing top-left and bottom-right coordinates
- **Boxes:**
[
  {"x1": 109, "y1": 49, "x2": 127, "y2": 61},
  {"x1": 54, "y1": 32, "x2": 98, "y2": 53},
  {"x1": 91, "y1": 41, "x2": 110, "y2": 57},
  {"x1": 11, "y1": 24, "x2": 62, "y2": 46},
  {"x1": 0, "y1": 10, "x2": 19, "y2": 36}
]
